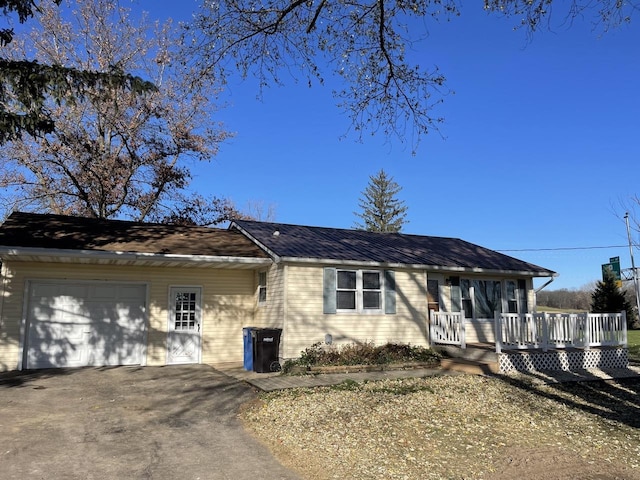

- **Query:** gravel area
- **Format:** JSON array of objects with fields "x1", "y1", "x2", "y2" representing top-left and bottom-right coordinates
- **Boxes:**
[{"x1": 241, "y1": 374, "x2": 640, "y2": 480}]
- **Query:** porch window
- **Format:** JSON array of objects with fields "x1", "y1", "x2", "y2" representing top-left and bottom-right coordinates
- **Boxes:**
[
  {"x1": 506, "y1": 279, "x2": 528, "y2": 313},
  {"x1": 506, "y1": 280, "x2": 517, "y2": 313},
  {"x1": 461, "y1": 279, "x2": 472, "y2": 318},
  {"x1": 258, "y1": 271, "x2": 267, "y2": 304},
  {"x1": 473, "y1": 280, "x2": 502, "y2": 318},
  {"x1": 453, "y1": 278, "x2": 502, "y2": 319},
  {"x1": 427, "y1": 279, "x2": 440, "y2": 313}
]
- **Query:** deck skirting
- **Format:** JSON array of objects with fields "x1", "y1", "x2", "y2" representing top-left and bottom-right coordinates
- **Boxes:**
[{"x1": 498, "y1": 347, "x2": 629, "y2": 373}]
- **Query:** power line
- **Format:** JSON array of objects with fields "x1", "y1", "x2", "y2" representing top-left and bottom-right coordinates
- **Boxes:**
[{"x1": 498, "y1": 245, "x2": 631, "y2": 253}]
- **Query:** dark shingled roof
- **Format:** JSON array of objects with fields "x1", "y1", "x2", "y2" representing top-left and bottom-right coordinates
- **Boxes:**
[
  {"x1": 232, "y1": 220, "x2": 555, "y2": 276},
  {"x1": 0, "y1": 212, "x2": 269, "y2": 258}
]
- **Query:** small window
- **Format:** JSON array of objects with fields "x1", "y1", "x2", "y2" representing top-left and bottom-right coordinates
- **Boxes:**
[
  {"x1": 506, "y1": 280, "x2": 518, "y2": 313},
  {"x1": 427, "y1": 279, "x2": 440, "y2": 313},
  {"x1": 518, "y1": 279, "x2": 528, "y2": 313},
  {"x1": 461, "y1": 279, "x2": 472, "y2": 318},
  {"x1": 258, "y1": 271, "x2": 267, "y2": 304}
]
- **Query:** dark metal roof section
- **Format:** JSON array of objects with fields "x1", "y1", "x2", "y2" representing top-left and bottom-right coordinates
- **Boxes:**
[
  {"x1": 0, "y1": 212, "x2": 269, "y2": 258},
  {"x1": 232, "y1": 219, "x2": 556, "y2": 276}
]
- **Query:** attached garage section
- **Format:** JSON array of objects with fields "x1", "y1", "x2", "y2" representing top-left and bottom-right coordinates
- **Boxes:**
[{"x1": 25, "y1": 281, "x2": 147, "y2": 369}]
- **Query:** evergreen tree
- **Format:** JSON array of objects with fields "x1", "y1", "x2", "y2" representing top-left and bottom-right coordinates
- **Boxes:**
[
  {"x1": 354, "y1": 169, "x2": 408, "y2": 233},
  {"x1": 1, "y1": 0, "x2": 155, "y2": 144},
  {"x1": 591, "y1": 271, "x2": 636, "y2": 328}
]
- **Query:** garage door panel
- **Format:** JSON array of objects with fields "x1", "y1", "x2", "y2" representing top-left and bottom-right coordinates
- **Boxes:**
[
  {"x1": 27, "y1": 323, "x2": 86, "y2": 368},
  {"x1": 26, "y1": 282, "x2": 147, "y2": 369}
]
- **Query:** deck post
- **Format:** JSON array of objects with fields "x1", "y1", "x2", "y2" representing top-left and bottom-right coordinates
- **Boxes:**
[
  {"x1": 621, "y1": 311, "x2": 628, "y2": 346},
  {"x1": 542, "y1": 312, "x2": 549, "y2": 352},
  {"x1": 584, "y1": 313, "x2": 591, "y2": 350},
  {"x1": 494, "y1": 311, "x2": 502, "y2": 354},
  {"x1": 460, "y1": 310, "x2": 466, "y2": 349},
  {"x1": 428, "y1": 309, "x2": 434, "y2": 347}
]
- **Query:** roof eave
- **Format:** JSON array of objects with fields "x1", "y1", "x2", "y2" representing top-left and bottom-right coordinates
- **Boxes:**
[
  {"x1": 0, "y1": 246, "x2": 273, "y2": 268},
  {"x1": 278, "y1": 256, "x2": 556, "y2": 277}
]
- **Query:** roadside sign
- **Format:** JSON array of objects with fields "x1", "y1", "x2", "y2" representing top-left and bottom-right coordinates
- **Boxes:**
[{"x1": 602, "y1": 257, "x2": 623, "y2": 287}]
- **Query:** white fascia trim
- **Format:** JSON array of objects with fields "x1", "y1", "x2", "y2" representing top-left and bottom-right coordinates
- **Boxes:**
[
  {"x1": 0, "y1": 246, "x2": 273, "y2": 266},
  {"x1": 229, "y1": 222, "x2": 282, "y2": 262},
  {"x1": 279, "y1": 256, "x2": 558, "y2": 278}
]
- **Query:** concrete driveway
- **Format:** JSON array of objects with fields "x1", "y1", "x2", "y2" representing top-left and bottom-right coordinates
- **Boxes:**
[{"x1": 0, "y1": 365, "x2": 301, "y2": 480}]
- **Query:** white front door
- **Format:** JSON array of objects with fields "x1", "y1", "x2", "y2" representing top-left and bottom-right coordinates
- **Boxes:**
[{"x1": 167, "y1": 287, "x2": 202, "y2": 364}]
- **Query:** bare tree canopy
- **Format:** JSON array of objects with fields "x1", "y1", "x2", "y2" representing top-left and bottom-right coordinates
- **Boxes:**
[
  {"x1": 0, "y1": 0, "x2": 155, "y2": 143},
  {"x1": 187, "y1": 0, "x2": 636, "y2": 150},
  {"x1": 0, "y1": 0, "x2": 240, "y2": 225}
]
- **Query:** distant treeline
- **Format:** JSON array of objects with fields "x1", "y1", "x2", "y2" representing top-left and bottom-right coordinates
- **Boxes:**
[
  {"x1": 537, "y1": 284, "x2": 636, "y2": 312},
  {"x1": 537, "y1": 288, "x2": 592, "y2": 311}
]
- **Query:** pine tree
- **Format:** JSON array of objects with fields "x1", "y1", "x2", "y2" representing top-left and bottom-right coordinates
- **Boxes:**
[
  {"x1": 1, "y1": 0, "x2": 155, "y2": 144},
  {"x1": 591, "y1": 271, "x2": 635, "y2": 327},
  {"x1": 354, "y1": 169, "x2": 408, "y2": 233}
]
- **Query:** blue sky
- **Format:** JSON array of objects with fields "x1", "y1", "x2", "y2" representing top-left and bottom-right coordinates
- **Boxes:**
[{"x1": 140, "y1": 1, "x2": 640, "y2": 290}]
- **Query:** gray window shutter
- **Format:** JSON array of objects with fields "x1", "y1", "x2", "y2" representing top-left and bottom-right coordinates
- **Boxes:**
[
  {"x1": 323, "y1": 268, "x2": 337, "y2": 314},
  {"x1": 384, "y1": 270, "x2": 396, "y2": 314},
  {"x1": 450, "y1": 276, "x2": 461, "y2": 312}
]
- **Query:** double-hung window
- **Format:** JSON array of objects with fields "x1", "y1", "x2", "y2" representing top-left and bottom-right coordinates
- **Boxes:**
[
  {"x1": 330, "y1": 269, "x2": 389, "y2": 313},
  {"x1": 451, "y1": 277, "x2": 527, "y2": 319},
  {"x1": 337, "y1": 270, "x2": 382, "y2": 311}
]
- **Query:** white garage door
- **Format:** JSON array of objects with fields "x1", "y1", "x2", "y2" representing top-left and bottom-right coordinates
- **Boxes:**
[{"x1": 25, "y1": 282, "x2": 147, "y2": 369}]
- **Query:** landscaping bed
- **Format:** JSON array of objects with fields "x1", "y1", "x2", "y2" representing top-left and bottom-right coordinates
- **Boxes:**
[{"x1": 281, "y1": 342, "x2": 441, "y2": 375}]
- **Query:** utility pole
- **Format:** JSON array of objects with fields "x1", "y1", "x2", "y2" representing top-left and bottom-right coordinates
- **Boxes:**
[{"x1": 624, "y1": 212, "x2": 640, "y2": 321}]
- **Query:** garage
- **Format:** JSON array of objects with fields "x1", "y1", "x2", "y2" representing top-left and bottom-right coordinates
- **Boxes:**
[{"x1": 25, "y1": 281, "x2": 147, "y2": 369}]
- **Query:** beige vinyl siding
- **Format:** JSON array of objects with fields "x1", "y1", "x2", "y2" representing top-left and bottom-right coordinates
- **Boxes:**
[
  {"x1": 464, "y1": 321, "x2": 496, "y2": 344},
  {"x1": 253, "y1": 263, "x2": 285, "y2": 328},
  {"x1": 0, "y1": 261, "x2": 255, "y2": 370},
  {"x1": 282, "y1": 264, "x2": 429, "y2": 359},
  {"x1": 0, "y1": 262, "x2": 21, "y2": 371}
]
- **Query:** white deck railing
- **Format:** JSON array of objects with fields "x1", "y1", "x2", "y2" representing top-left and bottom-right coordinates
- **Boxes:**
[
  {"x1": 429, "y1": 310, "x2": 466, "y2": 348},
  {"x1": 495, "y1": 312, "x2": 628, "y2": 353},
  {"x1": 429, "y1": 310, "x2": 628, "y2": 353}
]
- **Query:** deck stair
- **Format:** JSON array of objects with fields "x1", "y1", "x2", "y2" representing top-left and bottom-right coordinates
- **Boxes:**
[{"x1": 436, "y1": 344, "x2": 500, "y2": 375}]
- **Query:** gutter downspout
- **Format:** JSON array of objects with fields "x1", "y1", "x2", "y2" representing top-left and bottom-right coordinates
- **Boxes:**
[
  {"x1": 534, "y1": 275, "x2": 557, "y2": 313},
  {"x1": 535, "y1": 275, "x2": 557, "y2": 294}
]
